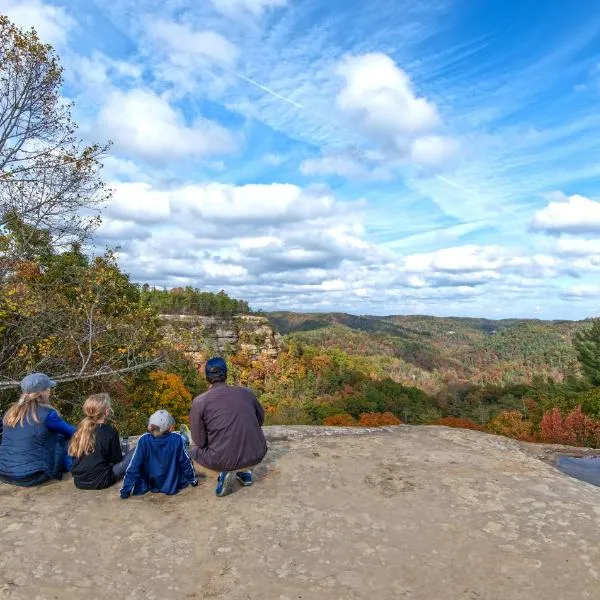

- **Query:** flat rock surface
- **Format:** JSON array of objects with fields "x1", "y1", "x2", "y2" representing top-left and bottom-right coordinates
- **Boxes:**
[{"x1": 1, "y1": 426, "x2": 599, "y2": 600}]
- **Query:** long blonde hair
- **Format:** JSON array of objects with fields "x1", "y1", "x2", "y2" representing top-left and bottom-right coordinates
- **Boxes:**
[
  {"x1": 68, "y1": 394, "x2": 111, "y2": 458},
  {"x1": 3, "y1": 390, "x2": 54, "y2": 427}
]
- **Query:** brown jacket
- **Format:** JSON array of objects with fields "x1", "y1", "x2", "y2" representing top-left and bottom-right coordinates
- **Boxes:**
[{"x1": 188, "y1": 383, "x2": 267, "y2": 472}]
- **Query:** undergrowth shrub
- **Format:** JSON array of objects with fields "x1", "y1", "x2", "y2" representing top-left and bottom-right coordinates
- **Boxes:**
[
  {"x1": 357, "y1": 412, "x2": 402, "y2": 427},
  {"x1": 323, "y1": 413, "x2": 358, "y2": 427}
]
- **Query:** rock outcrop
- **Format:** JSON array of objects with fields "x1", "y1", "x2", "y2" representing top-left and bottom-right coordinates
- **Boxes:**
[
  {"x1": 1, "y1": 426, "x2": 599, "y2": 599},
  {"x1": 160, "y1": 314, "x2": 282, "y2": 365}
]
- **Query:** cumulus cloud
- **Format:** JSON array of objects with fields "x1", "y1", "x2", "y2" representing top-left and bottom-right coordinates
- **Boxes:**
[
  {"x1": 530, "y1": 194, "x2": 600, "y2": 234},
  {"x1": 337, "y1": 53, "x2": 440, "y2": 138},
  {"x1": 334, "y1": 53, "x2": 458, "y2": 169},
  {"x1": 555, "y1": 238, "x2": 600, "y2": 256},
  {"x1": 409, "y1": 135, "x2": 460, "y2": 167},
  {"x1": 105, "y1": 181, "x2": 359, "y2": 229},
  {"x1": 96, "y1": 89, "x2": 236, "y2": 163},
  {"x1": 212, "y1": 0, "x2": 288, "y2": 18},
  {"x1": 92, "y1": 177, "x2": 600, "y2": 317},
  {"x1": 0, "y1": 0, "x2": 75, "y2": 46}
]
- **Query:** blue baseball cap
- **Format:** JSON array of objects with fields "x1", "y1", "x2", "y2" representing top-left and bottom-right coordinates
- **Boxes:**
[
  {"x1": 20, "y1": 373, "x2": 56, "y2": 393},
  {"x1": 205, "y1": 357, "x2": 227, "y2": 378}
]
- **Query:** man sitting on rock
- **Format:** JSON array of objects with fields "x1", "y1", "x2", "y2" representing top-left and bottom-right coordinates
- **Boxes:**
[{"x1": 187, "y1": 357, "x2": 267, "y2": 497}]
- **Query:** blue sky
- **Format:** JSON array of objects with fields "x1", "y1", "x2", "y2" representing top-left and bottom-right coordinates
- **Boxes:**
[{"x1": 3, "y1": 0, "x2": 600, "y2": 318}]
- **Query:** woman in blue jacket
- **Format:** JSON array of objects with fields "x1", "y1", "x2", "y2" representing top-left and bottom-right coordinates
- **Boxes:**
[{"x1": 0, "y1": 373, "x2": 76, "y2": 486}]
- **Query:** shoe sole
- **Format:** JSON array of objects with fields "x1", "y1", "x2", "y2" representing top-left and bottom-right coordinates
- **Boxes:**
[
  {"x1": 216, "y1": 472, "x2": 235, "y2": 497},
  {"x1": 236, "y1": 476, "x2": 253, "y2": 487}
]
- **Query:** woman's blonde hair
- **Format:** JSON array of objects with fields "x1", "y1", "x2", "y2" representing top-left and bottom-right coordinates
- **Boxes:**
[
  {"x1": 3, "y1": 390, "x2": 54, "y2": 427},
  {"x1": 68, "y1": 393, "x2": 111, "y2": 458}
]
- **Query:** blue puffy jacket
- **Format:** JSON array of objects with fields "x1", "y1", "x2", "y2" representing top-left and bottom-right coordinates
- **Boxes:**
[
  {"x1": 0, "y1": 405, "x2": 76, "y2": 486},
  {"x1": 120, "y1": 432, "x2": 197, "y2": 499}
]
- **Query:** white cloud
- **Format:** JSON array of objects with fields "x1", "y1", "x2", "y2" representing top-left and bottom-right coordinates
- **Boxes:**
[
  {"x1": 147, "y1": 20, "x2": 238, "y2": 67},
  {"x1": 0, "y1": 0, "x2": 75, "y2": 46},
  {"x1": 97, "y1": 89, "x2": 236, "y2": 163},
  {"x1": 212, "y1": 0, "x2": 288, "y2": 18},
  {"x1": 563, "y1": 285, "x2": 600, "y2": 299},
  {"x1": 300, "y1": 154, "x2": 367, "y2": 179},
  {"x1": 96, "y1": 218, "x2": 151, "y2": 242},
  {"x1": 336, "y1": 53, "x2": 440, "y2": 141},
  {"x1": 71, "y1": 53, "x2": 142, "y2": 88},
  {"x1": 334, "y1": 53, "x2": 458, "y2": 169},
  {"x1": 106, "y1": 182, "x2": 171, "y2": 224},
  {"x1": 530, "y1": 194, "x2": 600, "y2": 234},
  {"x1": 556, "y1": 238, "x2": 600, "y2": 256},
  {"x1": 107, "y1": 181, "x2": 344, "y2": 226},
  {"x1": 95, "y1": 177, "x2": 599, "y2": 317},
  {"x1": 403, "y1": 245, "x2": 506, "y2": 274},
  {"x1": 409, "y1": 135, "x2": 459, "y2": 167}
]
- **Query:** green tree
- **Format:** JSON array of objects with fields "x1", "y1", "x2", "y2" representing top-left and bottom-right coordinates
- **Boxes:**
[{"x1": 573, "y1": 319, "x2": 600, "y2": 386}]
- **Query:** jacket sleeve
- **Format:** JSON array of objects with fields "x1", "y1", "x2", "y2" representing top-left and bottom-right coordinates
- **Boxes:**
[
  {"x1": 253, "y1": 394, "x2": 265, "y2": 427},
  {"x1": 189, "y1": 400, "x2": 207, "y2": 449},
  {"x1": 45, "y1": 410, "x2": 77, "y2": 438},
  {"x1": 120, "y1": 436, "x2": 145, "y2": 499},
  {"x1": 178, "y1": 437, "x2": 198, "y2": 486}
]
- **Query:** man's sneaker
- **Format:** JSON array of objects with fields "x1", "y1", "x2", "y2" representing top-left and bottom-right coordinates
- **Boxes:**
[
  {"x1": 179, "y1": 424, "x2": 191, "y2": 447},
  {"x1": 215, "y1": 471, "x2": 235, "y2": 497},
  {"x1": 236, "y1": 471, "x2": 253, "y2": 487}
]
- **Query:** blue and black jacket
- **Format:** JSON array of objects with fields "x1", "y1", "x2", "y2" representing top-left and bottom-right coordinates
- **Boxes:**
[
  {"x1": 120, "y1": 432, "x2": 197, "y2": 499},
  {"x1": 0, "y1": 405, "x2": 76, "y2": 486}
]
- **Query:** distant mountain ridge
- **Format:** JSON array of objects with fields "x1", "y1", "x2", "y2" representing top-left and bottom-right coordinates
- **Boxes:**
[{"x1": 266, "y1": 312, "x2": 588, "y2": 389}]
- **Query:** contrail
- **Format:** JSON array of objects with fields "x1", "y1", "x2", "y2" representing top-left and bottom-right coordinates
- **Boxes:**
[
  {"x1": 225, "y1": 66, "x2": 326, "y2": 122},
  {"x1": 434, "y1": 174, "x2": 476, "y2": 195}
]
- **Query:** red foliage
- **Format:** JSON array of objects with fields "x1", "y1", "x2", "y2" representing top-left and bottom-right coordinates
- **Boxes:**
[
  {"x1": 357, "y1": 412, "x2": 403, "y2": 427},
  {"x1": 539, "y1": 407, "x2": 565, "y2": 444},
  {"x1": 539, "y1": 406, "x2": 600, "y2": 447},
  {"x1": 323, "y1": 413, "x2": 357, "y2": 427},
  {"x1": 431, "y1": 417, "x2": 483, "y2": 431}
]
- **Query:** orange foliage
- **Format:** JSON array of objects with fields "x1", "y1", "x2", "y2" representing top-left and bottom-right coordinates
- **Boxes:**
[
  {"x1": 133, "y1": 369, "x2": 192, "y2": 424},
  {"x1": 323, "y1": 413, "x2": 358, "y2": 427},
  {"x1": 432, "y1": 417, "x2": 483, "y2": 431},
  {"x1": 486, "y1": 410, "x2": 534, "y2": 441},
  {"x1": 539, "y1": 406, "x2": 600, "y2": 447},
  {"x1": 357, "y1": 412, "x2": 402, "y2": 427}
]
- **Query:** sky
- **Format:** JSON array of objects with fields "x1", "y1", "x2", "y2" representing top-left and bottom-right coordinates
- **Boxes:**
[{"x1": 3, "y1": 0, "x2": 600, "y2": 319}]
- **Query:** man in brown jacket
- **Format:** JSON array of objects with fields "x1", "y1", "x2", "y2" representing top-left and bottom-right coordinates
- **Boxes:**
[{"x1": 188, "y1": 357, "x2": 267, "y2": 497}]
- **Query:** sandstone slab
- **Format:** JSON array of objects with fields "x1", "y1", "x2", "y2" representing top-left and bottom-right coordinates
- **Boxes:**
[{"x1": 1, "y1": 426, "x2": 599, "y2": 599}]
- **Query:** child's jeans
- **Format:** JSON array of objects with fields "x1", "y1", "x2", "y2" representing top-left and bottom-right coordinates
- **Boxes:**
[{"x1": 112, "y1": 448, "x2": 135, "y2": 481}]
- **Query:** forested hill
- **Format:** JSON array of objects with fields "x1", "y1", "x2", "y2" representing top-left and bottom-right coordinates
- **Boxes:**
[{"x1": 266, "y1": 312, "x2": 587, "y2": 388}]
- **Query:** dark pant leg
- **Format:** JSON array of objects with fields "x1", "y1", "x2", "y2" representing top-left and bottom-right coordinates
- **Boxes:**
[{"x1": 111, "y1": 448, "x2": 135, "y2": 481}]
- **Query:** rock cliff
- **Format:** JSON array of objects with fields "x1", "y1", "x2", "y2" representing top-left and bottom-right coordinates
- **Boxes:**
[
  {"x1": 1, "y1": 426, "x2": 599, "y2": 600},
  {"x1": 160, "y1": 314, "x2": 282, "y2": 365}
]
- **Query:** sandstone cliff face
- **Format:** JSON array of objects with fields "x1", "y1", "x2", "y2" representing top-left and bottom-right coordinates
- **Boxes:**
[{"x1": 160, "y1": 314, "x2": 282, "y2": 365}]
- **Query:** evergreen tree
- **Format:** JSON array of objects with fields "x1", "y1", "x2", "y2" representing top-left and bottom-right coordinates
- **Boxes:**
[{"x1": 573, "y1": 319, "x2": 600, "y2": 386}]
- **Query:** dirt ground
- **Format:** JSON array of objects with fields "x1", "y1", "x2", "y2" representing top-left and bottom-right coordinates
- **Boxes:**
[{"x1": 1, "y1": 425, "x2": 599, "y2": 600}]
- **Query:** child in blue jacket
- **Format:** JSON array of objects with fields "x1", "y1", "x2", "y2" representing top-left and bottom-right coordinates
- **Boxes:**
[{"x1": 120, "y1": 410, "x2": 197, "y2": 499}]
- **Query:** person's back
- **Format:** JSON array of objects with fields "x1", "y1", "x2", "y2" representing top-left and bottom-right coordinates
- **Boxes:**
[
  {"x1": 120, "y1": 410, "x2": 197, "y2": 499},
  {"x1": 189, "y1": 382, "x2": 267, "y2": 473},
  {"x1": 70, "y1": 394, "x2": 135, "y2": 491},
  {"x1": 0, "y1": 374, "x2": 75, "y2": 486}
]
